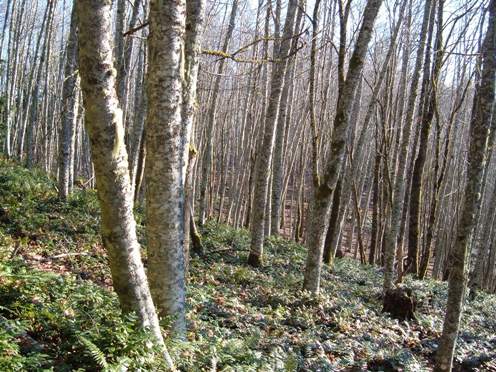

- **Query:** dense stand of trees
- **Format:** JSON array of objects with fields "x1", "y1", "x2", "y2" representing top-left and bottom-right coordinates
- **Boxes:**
[{"x1": 1, "y1": 0, "x2": 495, "y2": 370}]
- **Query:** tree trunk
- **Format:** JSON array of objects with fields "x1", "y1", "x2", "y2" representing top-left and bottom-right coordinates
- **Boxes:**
[
  {"x1": 406, "y1": 0, "x2": 441, "y2": 275},
  {"x1": 145, "y1": 0, "x2": 188, "y2": 337},
  {"x1": 309, "y1": 0, "x2": 322, "y2": 188},
  {"x1": 435, "y1": 1, "x2": 495, "y2": 369},
  {"x1": 247, "y1": 0, "x2": 298, "y2": 267},
  {"x1": 198, "y1": 0, "x2": 238, "y2": 225},
  {"x1": 129, "y1": 47, "x2": 146, "y2": 198},
  {"x1": 383, "y1": 0, "x2": 433, "y2": 291},
  {"x1": 182, "y1": 0, "x2": 206, "y2": 270},
  {"x1": 323, "y1": 175, "x2": 342, "y2": 266},
  {"x1": 303, "y1": 0, "x2": 384, "y2": 293},
  {"x1": 25, "y1": 1, "x2": 54, "y2": 167},
  {"x1": 58, "y1": 2, "x2": 79, "y2": 200},
  {"x1": 76, "y1": 1, "x2": 174, "y2": 368}
]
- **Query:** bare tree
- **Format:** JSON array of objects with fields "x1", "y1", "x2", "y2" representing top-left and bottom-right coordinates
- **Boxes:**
[
  {"x1": 76, "y1": 0, "x2": 174, "y2": 367},
  {"x1": 183, "y1": 0, "x2": 206, "y2": 267},
  {"x1": 58, "y1": 2, "x2": 79, "y2": 200},
  {"x1": 303, "y1": 0, "x2": 384, "y2": 293},
  {"x1": 383, "y1": 0, "x2": 434, "y2": 291},
  {"x1": 198, "y1": 0, "x2": 238, "y2": 225},
  {"x1": 435, "y1": 0, "x2": 496, "y2": 369},
  {"x1": 247, "y1": 0, "x2": 299, "y2": 267}
]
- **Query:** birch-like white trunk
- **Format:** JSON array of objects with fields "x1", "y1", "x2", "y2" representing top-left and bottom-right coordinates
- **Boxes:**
[
  {"x1": 58, "y1": 2, "x2": 79, "y2": 200},
  {"x1": 145, "y1": 0, "x2": 188, "y2": 337},
  {"x1": 76, "y1": 1, "x2": 174, "y2": 368}
]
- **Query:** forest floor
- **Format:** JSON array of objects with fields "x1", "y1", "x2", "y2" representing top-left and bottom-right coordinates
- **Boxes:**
[{"x1": 0, "y1": 157, "x2": 495, "y2": 371}]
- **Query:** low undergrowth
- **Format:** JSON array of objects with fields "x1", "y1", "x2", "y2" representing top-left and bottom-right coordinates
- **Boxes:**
[{"x1": 0, "y1": 158, "x2": 495, "y2": 371}]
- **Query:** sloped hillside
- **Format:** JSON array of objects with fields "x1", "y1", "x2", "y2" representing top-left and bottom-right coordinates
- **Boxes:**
[{"x1": 0, "y1": 158, "x2": 495, "y2": 371}]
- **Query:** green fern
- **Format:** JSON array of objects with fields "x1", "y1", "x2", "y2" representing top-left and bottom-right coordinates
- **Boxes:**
[
  {"x1": 78, "y1": 334, "x2": 109, "y2": 369},
  {"x1": 106, "y1": 357, "x2": 131, "y2": 372}
]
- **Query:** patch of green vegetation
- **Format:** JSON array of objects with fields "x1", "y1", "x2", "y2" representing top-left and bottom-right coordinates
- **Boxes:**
[
  {"x1": 0, "y1": 158, "x2": 100, "y2": 240},
  {"x1": 0, "y1": 159, "x2": 495, "y2": 371},
  {"x1": 201, "y1": 221, "x2": 250, "y2": 252},
  {"x1": 0, "y1": 157, "x2": 107, "y2": 283},
  {"x1": 0, "y1": 259, "x2": 166, "y2": 371}
]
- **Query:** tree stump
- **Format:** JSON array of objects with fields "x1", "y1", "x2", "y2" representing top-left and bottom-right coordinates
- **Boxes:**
[
  {"x1": 190, "y1": 214, "x2": 204, "y2": 256},
  {"x1": 0, "y1": 207, "x2": 10, "y2": 224},
  {"x1": 367, "y1": 357, "x2": 399, "y2": 371},
  {"x1": 382, "y1": 287, "x2": 417, "y2": 321}
]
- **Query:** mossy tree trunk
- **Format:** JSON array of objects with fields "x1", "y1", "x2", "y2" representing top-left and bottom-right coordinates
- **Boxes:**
[
  {"x1": 182, "y1": 0, "x2": 206, "y2": 271},
  {"x1": 145, "y1": 0, "x2": 188, "y2": 337},
  {"x1": 435, "y1": 0, "x2": 496, "y2": 370},
  {"x1": 76, "y1": 1, "x2": 174, "y2": 368}
]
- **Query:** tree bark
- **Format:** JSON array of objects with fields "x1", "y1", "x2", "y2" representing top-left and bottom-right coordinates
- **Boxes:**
[
  {"x1": 383, "y1": 0, "x2": 433, "y2": 291},
  {"x1": 435, "y1": 1, "x2": 495, "y2": 369},
  {"x1": 182, "y1": 0, "x2": 206, "y2": 271},
  {"x1": 58, "y1": 2, "x2": 79, "y2": 200},
  {"x1": 247, "y1": 0, "x2": 298, "y2": 267},
  {"x1": 76, "y1": 1, "x2": 174, "y2": 368},
  {"x1": 198, "y1": 0, "x2": 238, "y2": 225},
  {"x1": 145, "y1": 0, "x2": 188, "y2": 337},
  {"x1": 303, "y1": 0, "x2": 384, "y2": 293},
  {"x1": 406, "y1": 0, "x2": 441, "y2": 275}
]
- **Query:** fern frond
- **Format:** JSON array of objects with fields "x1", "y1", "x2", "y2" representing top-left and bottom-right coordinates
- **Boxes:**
[{"x1": 78, "y1": 334, "x2": 109, "y2": 369}]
